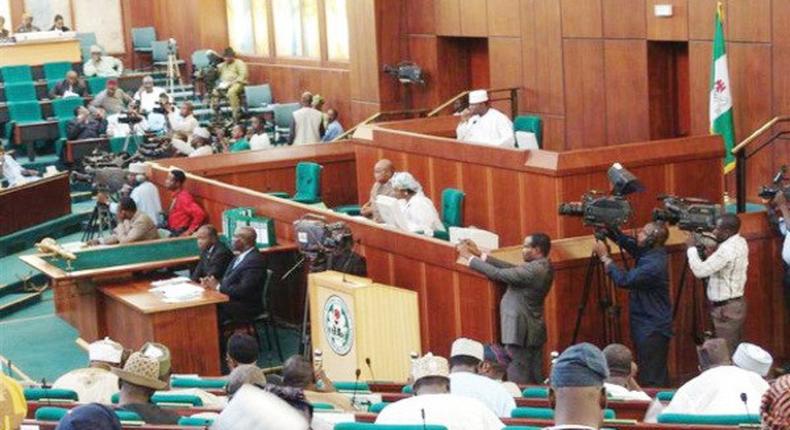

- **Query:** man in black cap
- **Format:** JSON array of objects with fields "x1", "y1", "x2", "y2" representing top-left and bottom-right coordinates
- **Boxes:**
[
  {"x1": 55, "y1": 403, "x2": 121, "y2": 430},
  {"x1": 547, "y1": 343, "x2": 609, "y2": 430},
  {"x1": 211, "y1": 47, "x2": 248, "y2": 120}
]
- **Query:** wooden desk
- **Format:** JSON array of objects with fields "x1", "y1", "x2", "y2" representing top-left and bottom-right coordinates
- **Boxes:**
[
  {"x1": 0, "y1": 39, "x2": 81, "y2": 67},
  {"x1": 64, "y1": 138, "x2": 111, "y2": 163},
  {"x1": 99, "y1": 278, "x2": 228, "y2": 375},
  {"x1": 14, "y1": 120, "x2": 60, "y2": 160},
  {"x1": 0, "y1": 172, "x2": 71, "y2": 237}
]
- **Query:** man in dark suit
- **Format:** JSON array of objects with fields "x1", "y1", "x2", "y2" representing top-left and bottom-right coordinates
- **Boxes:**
[
  {"x1": 191, "y1": 225, "x2": 234, "y2": 283},
  {"x1": 458, "y1": 233, "x2": 554, "y2": 385}
]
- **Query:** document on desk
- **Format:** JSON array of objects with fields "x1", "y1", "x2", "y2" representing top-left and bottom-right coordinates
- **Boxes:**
[{"x1": 149, "y1": 278, "x2": 205, "y2": 303}]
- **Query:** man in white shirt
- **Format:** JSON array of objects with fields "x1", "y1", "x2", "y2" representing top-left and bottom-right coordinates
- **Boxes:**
[
  {"x1": 249, "y1": 115, "x2": 272, "y2": 150},
  {"x1": 289, "y1": 92, "x2": 324, "y2": 145},
  {"x1": 53, "y1": 337, "x2": 124, "y2": 404},
  {"x1": 189, "y1": 128, "x2": 214, "y2": 158},
  {"x1": 124, "y1": 163, "x2": 162, "y2": 222},
  {"x1": 134, "y1": 75, "x2": 169, "y2": 114},
  {"x1": 0, "y1": 149, "x2": 39, "y2": 187},
  {"x1": 686, "y1": 214, "x2": 749, "y2": 354},
  {"x1": 83, "y1": 45, "x2": 124, "y2": 78},
  {"x1": 390, "y1": 172, "x2": 445, "y2": 236},
  {"x1": 448, "y1": 338, "x2": 516, "y2": 417},
  {"x1": 602, "y1": 344, "x2": 650, "y2": 401},
  {"x1": 545, "y1": 343, "x2": 610, "y2": 430},
  {"x1": 376, "y1": 353, "x2": 505, "y2": 430},
  {"x1": 456, "y1": 89, "x2": 515, "y2": 148},
  {"x1": 168, "y1": 102, "x2": 199, "y2": 140}
]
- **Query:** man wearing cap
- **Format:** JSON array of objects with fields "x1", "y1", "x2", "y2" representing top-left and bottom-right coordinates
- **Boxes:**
[
  {"x1": 480, "y1": 344, "x2": 523, "y2": 398},
  {"x1": 15, "y1": 13, "x2": 40, "y2": 32},
  {"x1": 601, "y1": 344, "x2": 650, "y2": 401},
  {"x1": 83, "y1": 45, "x2": 124, "y2": 77},
  {"x1": 133, "y1": 75, "x2": 169, "y2": 114},
  {"x1": 282, "y1": 355, "x2": 354, "y2": 412},
  {"x1": 163, "y1": 169, "x2": 207, "y2": 236},
  {"x1": 88, "y1": 197, "x2": 158, "y2": 246},
  {"x1": 124, "y1": 163, "x2": 162, "y2": 223},
  {"x1": 376, "y1": 353, "x2": 505, "y2": 430},
  {"x1": 0, "y1": 147, "x2": 39, "y2": 187},
  {"x1": 663, "y1": 339, "x2": 770, "y2": 415},
  {"x1": 458, "y1": 233, "x2": 554, "y2": 384},
  {"x1": 447, "y1": 338, "x2": 516, "y2": 417},
  {"x1": 53, "y1": 338, "x2": 125, "y2": 404},
  {"x1": 290, "y1": 91, "x2": 325, "y2": 145},
  {"x1": 54, "y1": 403, "x2": 121, "y2": 430},
  {"x1": 90, "y1": 80, "x2": 132, "y2": 116},
  {"x1": 546, "y1": 343, "x2": 610, "y2": 430},
  {"x1": 192, "y1": 225, "x2": 234, "y2": 284},
  {"x1": 390, "y1": 172, "x2": 445, "y2": 236},
  {"x1": 456, "y1": 89, "x2": 515, "y2": 148},
  {"x1": 50, "y1": 71, "x2": 87, "y2": 99},
  {"x1": 189, "y1": 128, "x2": 214, "y2": 157},
  {"x1": 114, "y1": 352, "x2": 181, "y2": 424},
  {"x1": 212, "y1": 47, "x2": 248, "y2": 120}
]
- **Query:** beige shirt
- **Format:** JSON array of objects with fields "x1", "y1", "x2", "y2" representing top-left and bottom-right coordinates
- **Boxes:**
[
  {"x1": 83, "y1": 56, "x2": 124, "y2": 77},
  {"x1": 218, "y1": 59, "x2": 248, "y2": 85},
  {"x1": 292, "y1": 107, "x2": 324, "y2": 145},
  {"x1": 103, "y1": 211, "x2": 159, "y2": 245},
  {"x1": 687, "y1": 234, "x2": 749, "y2": 301},
  {"x1": 305, "y1": 390, "x2": 355, "y2": 412},
  {"x1": 368, "y1": 180, "x2": 396, "y2": 223}
]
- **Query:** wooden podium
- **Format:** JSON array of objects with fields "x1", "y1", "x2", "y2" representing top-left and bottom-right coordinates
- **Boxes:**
[{"x1": 309, "y1": 271, "x2": 420, "y2": 382}]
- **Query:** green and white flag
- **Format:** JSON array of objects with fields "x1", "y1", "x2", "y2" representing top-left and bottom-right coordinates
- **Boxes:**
[{"x1": 709, "y1": 2, "x2": 736, "y2": 173}]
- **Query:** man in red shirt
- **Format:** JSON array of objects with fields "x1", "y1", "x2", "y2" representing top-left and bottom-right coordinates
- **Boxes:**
[{"x1": 164, "y1": 169, "x2": 207, "y2": 236}]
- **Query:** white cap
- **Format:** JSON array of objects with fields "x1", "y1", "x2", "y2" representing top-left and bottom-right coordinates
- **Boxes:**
[
  {"x1": 411, "y1": 353, "x2": 449, "y2": 382},
  {"x1": 450, "y1": 337, "x2": 484, "y2": 361},
  {"x1": 468, "y1": 89, "x2": 489, "y2": 104},
  {"x1": 90, "y1": 45, "x2": 102, "y2": 54},
  {"x1": 128, "y1": 162, "x2": 147, "y2": 174},
  {"x1": 88, "y1": 337, "x2": 124, "y2": 364},
  {"x1": 733, "y1": 343, "x2": 773, "y2": 377},
  {"x1": 193, "y1": 127, "x2": 211, "y2": 140}
]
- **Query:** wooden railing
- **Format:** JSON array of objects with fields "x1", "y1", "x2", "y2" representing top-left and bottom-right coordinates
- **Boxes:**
[
  {"x1": 732, "y1": 116, "x2": 790, "y2": 212},
  {"x1": 427, "y1": 86, "x2": 521, "y2": 118},
  {"x1": 332, "y1": 108, "x2": 428, "y2": 141}
]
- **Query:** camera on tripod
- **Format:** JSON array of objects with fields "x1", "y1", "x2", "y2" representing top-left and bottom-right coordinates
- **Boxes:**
[
  {"x1": 152, "y1": 102, "x2": 167, "y2": 115},
  {"x1": 293, "y1": 215, "x2": 353, "y2": 272},
  {"x1": 758, "y1": 165, "x2": 789, "y2": 201},
  {"x1": 558, "y1": 163, "x2": 644, "y2": 229},
  {"x1": 117, "y1": 112, "x2": 144, "y2": 125},
  {"x1": 652, "y1": 195, "x2": 721, "y2": 232}
]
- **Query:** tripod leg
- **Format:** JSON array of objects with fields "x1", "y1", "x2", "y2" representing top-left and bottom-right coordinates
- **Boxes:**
[
  {"x1": 571, "y1": 253, "x2": 599, "y2": 345},
  {"x1": 672, "y1": 258, "x2": 689, "y2": 320}
]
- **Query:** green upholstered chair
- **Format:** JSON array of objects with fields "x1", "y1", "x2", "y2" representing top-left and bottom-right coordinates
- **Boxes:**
[
  {"x1": 151, "y1": 392, "x2": 203, "y2": 407},
  {"x1": 0, "y1": 65, "x2": 33, "y2": 84},
  {"x1": 401, "y1": 385, "x2": 413, "y2": 394},
  {"x1": 245, "y1": 84, "x2": 274, "y2": 114},
  {"x1": 311, "y1": 402, "x2": 336, "y2": 410},
  {"x1": 6, "y1": 100, "x2": 46, "y2": 142},
  {"x1": 333, "y1": 381, "x2": 370, "y2": 392},
  {"x1": 433, "y1": 188, "x2": 465, "y2": 241},
  {"x1": 511, "y1": 407, "x2": 615, "y2": 420},
  {"x1": 76, "y1": 32, "x2": 97, "y2": 59},
  {"x1": 657, "y1": 413, "x2": 759, "y2": 425},
  {"x1": 270, "y1": 162, "x2": 323, "y2": 203},
  {"x1": 333, "y1": 204, "x2": 362, "y2": 216},
  {"x1": 521, "y1": 386, "x2": 549, "y2": 399},
  {"x1": 268, "y1": 191, "x2": 290, "y2": 199},
  {"x1": 191, "y1": 49, "x2": 212, "y2": 69},
  {"x1": 52, "y1": 97, "x2": 85, "y2": 119},
  {"x1": 24, "y1": 388, "x2": 79, "y2": 402},
  {"x1": 43, "y1": 61, "x2": 74, "y2": 81},
  {"x1": 34, "y1": 407, "x2": 68, "y2": 421},
  {"x1": 4, "y1": 82, "x2": 37, "y2": 102},
  {"x1": 132, "y1": 27, "x2": 157, "y2": 54},
  {"x1": 513, "y1": 115, "x2": 543, "y2": 149},
  {"x1": 253, "y1": 269, "x2": 283, "y2": 362},
  {"x1": 334, "y1": 424, "x2": 448, "y2": 430},
  {"x1": 152, "y1": 40, "x2": 185, "y2": 69},
  {"x1": 656, "y1": 390, "x2": 675, "y2": 402},
  {"x1": 273, "y1": 102, "x2": 300, "y2": 144},
  {"x1": 115, "y1": 410, "x2": 144, "y2": 422},
  {"x1": 109, "y1": 135, "x2": 140, "y2": 154},
  {"x1": 171, "y1": 377, "x2": 227, "y2": 390},
  {"x1": 368, "y1": 402, "x2": 389, "y2": 413},
  {"x1": 86, "y1": 76, "x2": 108, "y2": 96},
  {"x1": 179, "y1": 416, "x2": 215, "y2": 426}
]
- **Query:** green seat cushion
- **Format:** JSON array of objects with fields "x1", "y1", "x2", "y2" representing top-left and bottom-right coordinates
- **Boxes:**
[
  {"x1": 513, "y1": 115, "x2": 543, "y2": 147},
  {"x1": 401, "y1": 385, "x2": 413, "y2": 394},
  {"x1": 368, "y1": 402, "x2": 389, "y2": 413},
  {"x1": 441, "y1": 188, "x2": 465, "y2": 228},
  {"x1": 334, "y1": 424, "x2": 448, "y2": 430},
  {"x1": 171, "y1": 377, "x2": 227, "y2": 389},
  {"x1": 334, "y1": 204, "x2": 361, "y2": 216},
  {"x1": 115, "y1": 410, "x2": 144, "y2": 422},
  {"x1": 512, "y1": 407, "x2": 615, "y2": 420},
  {"x1": 42, "y1": 238, "x2": 200, "y2": 272},
  {"x1": 34, "y1": 406, "x2": 68, "y2": 421},
  {"x1": 656, "y1": 390, "x2": 675, "y2": 402},
  {"x1": 657, "y1": 413, "x2": 759, "y2": 425},
  {"x1": 179, "y1": 416, "x2": 215, "y2": 426},
  {"x1": 504, "y1": 427, "x2": 542, "y2": 430},
  {"x1": 333, "y1": 381, "x2": 370, "y2": 392},
  {"x1": 433, "y1": 229, "x2": 450, "y2": 241},
  {"x1": 24, "y1": 388, "x2": 79, "y2": 401},
  {"x1": 311, "y1": 402, "x2": 336, "y2": 410},
  {"x1": 267, "y1": 191, "x2": 290, "y2": 199},
  {"x1": 521, "y1": 386, "x2": 549, "y2": 398},
  {"x1": 111, "y1": 392, "x2": 120, "y2": 404},
  {"x1": 151, "y1": 393, "x2": 204, "y2": 407}
]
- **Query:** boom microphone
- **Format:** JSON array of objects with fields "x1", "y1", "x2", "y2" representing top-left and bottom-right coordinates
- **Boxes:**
[
  {"x1": 350, "y1": 368, "x2": 362, "y2": 408},
  {"x1": 740, "y1": 392, "x2": 752, "y2": 422},
  {"x1": 365, "y1": 357, "x2": 376, "y2": 381}
]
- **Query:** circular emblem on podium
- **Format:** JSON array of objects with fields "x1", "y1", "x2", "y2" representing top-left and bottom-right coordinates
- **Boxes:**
[{"x1": 323, "y1": 295, "x2": 353, "y2": 356}]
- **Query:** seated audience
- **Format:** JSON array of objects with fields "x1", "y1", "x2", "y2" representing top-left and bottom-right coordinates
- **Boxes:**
[
  {"x1": 88, "y1": 197, "x2": 158, "y2": 246},
  {"x1": 0, "y1": 16, "x2": 9, "y2": 39},
  {"x1": 90, "y1": 79, "x2": 132, "y2": 116},
  {"x1": 54, "y1": 403, "x2": 121, "y2": 430},
  {"x1": 50, "y1": 14, "x2": 70, "y2": 32},
  {"x1": 321, "y1": 108, "x2": 344, "y2": 142},
  {"x1": 456, "y1": 89, "x2": 515, "y2": 148},
  {"x1": 67, "y1": 106, "x2": 107, "y2": 140},
  {"x1": 191, "y1": 225, "x2": 234, "y2": 282},
  {"x1": 361, "y1": 159, "x2": 396, "y2": 222},
  {"x1": 448, "y1": 338, "x2": 516, "y2": 417},
  {"x1": 376, "y1": 353, "x2": 505, "y2": 430},
  {"x1": 480, "y1": 344, "x2": 522, "y2": 398},
  {"x1": 390, "y1": 172, "x2": 445, "y2": 236},
  {"x1": 168, "y1": 102, "x2": 199, "y2": 140},
  {"x1": 249, "y1": 115, "x2": 272, "y2": 150},
  {"x1": 760, "y1": 374, "x2": 790, "y2": 430},
  {"x1": 212, "y1": 47, "x2": 248, "y2": 121},
  {"x1": 15, "y1": 13, "x2": 40, "y2": 33},
  {"x1": 133, "y1": 75, "x2": 169, "y2": 114},
  {"x1": 229, "y1": 124, "x2": 250, "y2": 152},
  {"x1": 1, "y1": 147, "x2": 39, "y2": 187},
  {"x1": 663, "y1": 338, "x2": 770, "y2": 415},
  {"x1": 226, "y1": 333, "x2": 262, "y2": 371},
  {"x1": 113, "y1": 352, "x2": 181, "y2": 424},
  {"x1": 203, "y1": 226, "x2": 267, "y2": 322},
  {"x1": 50, "y1": 71, "x2": 87, "y2": 98},
  {"x1": 189, "y1": 128, "x2": 214, "y2": 157},
  {"x1": 144, "y1": 93, "x2": 171, "y2": 134},
  {"x1": 213, "y1": 384, "x2": 309, "y2": 430},
  {"x1": 163, "y1": 169, "x2": 207, "y2": 236},
  {"x1": 547, "y1": 343, "x2": 610, "y2": 430},
  {"x1": 602, "y1": 343, "x2": 650, "y2": 401},
  {"x1": 53, "y1": 338, "x2": 124, "y2": 404},
  {"x1": 83, "y1": 45, "x2": 123, "y2": 77},
  {"x1": 290, "y1": 92, "x2": 324, "y2": 145},
  {"x1": 282, "y1": 355, "x2": 355, "y2": 412},
  {"x1": 226, "y1": 364, "x2": 267, "y2": 397}
]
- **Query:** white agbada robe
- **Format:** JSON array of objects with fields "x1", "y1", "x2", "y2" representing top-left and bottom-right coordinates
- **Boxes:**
[
  {"x1": 662, "y1": 366, "x2": 768, "y2": 415},
  {"x1": 1, "y1": 154, "x2": 38, "y2": 187},
  {"x1": 130, "y1": 180, "x2": 162, "y2": 223},
  {"x1": 450, "y1": 372, "x2": 516, "y2": 417},
  {"x1": 249, "y1": 132, "x2": 273, "y2": 150},
  {"x1": 134, "y1": 87, "x2": 169, "y2": 113},
  {"x1": 189, "y1": 145, "x2": 214, "y2": 157},
  {"x1": 456, "y1": 108, "x2": 515, "y2": 148},
  {"x1": 400, "y1": 192, "x2": 445, "y2": 236},
  {"x1": 52, "y1": 368, "x2": 119, "y2": 404},
  {"x1": 375, "y1": 393, "x2": 505, "y2": 430},
  {"x1": 604, "y1": 382, "x2": 651, "y2": 401}
]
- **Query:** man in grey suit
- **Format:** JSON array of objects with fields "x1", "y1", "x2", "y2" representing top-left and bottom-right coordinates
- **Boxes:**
[{"x1": 458, "y1": 233, "x2": 554, "y2": 384}]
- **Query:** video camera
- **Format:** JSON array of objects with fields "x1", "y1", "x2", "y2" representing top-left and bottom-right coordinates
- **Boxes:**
[
  {"x1": 758, "y1": 165, "x2": 789, "y2": 201},
  {"x1": 117, "y1": 112, "x2": 144, "y2": 125},
  {"x1": 558, "y1": 163, "x2": 644, "y2": 229},
  {"x1": 293, "y1": 215, "x2": 354, "y2": 271},
  {"x1": 652, "y1": 195, "x2": 721, "y2": 232}
]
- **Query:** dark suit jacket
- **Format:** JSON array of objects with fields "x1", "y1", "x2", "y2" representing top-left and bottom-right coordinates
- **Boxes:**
[
  {"x1": 219, "y1": 248, "x2": 267, "y2": 320},
  {"x1": 191, "y1": 241, "x2": 234, "y2": 282},
  {"x1": 470, "y1": 256, "x2": 553, "y2": 348}
]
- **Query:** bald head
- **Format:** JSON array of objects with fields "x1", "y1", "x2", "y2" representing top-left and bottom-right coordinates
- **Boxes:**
[
  {"x1": 232, "y1": 226, "x2": 257, "y2": 252},
  {"x1": 603, "y1": 344, "x2": 633, "y2": 378},
  {"x1": 300, "y1": 92, "x2": 313, "y2": 106},
  {"x1": 66, "y1": 70, "x2": 78, "y2": 82},
  {"x1": 374, "y1": 159, "x2": 394, "y2": 184}
]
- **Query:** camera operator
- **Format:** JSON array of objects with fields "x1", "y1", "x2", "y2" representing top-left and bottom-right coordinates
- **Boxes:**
[
  {"x1": 592, "y1": 222, "x2": 672, "y2": 386},
  {"x1": 685, "y1": 213, "x2": 749, "y2": 354},
  {"x1": 145, "y1": 93, "x2": 173, "y2": 134},
  {"x1": 325, "y1": 224, "x2": 367, "y2": 276},
  {"x1": 764, "y1": 192, "x2": 790, "y2": 310},
  {"x1": 107, "y1": 100, "x2": 148, "y2": 138},
  {"x1": 66, "y1": 106, "x2": 107, "y2": 141}
]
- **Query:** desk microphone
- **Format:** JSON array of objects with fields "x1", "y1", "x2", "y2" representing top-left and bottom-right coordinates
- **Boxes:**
[
  {"x1": 740, "y1": 392, "x2": 752, "y2": 422},
  {"x1": 350, "y1": 368, "x2": 362, "y2": 407},
  {"x1": 365, "y1": 357, "x2": 377, "y2": 382},
  {"x1": 421, "y1": 408, "x2": 427, "y2": 430}
]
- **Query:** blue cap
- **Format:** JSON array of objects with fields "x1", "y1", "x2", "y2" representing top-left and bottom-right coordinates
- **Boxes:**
[
  {"x1": 55, "y1": 403, "x2": 121, "y2": 430},
  {"x1": 550, "y1": 343, "x2": 609, "y2": 388}
]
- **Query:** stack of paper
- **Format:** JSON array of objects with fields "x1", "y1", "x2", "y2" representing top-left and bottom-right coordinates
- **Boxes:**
[{"x1": 150, "y1": 278, "x2": 204, "y2": 302}]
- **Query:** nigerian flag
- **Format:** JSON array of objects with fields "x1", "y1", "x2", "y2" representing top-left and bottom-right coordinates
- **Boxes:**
[{"x1": 710, "y1": 2, "x2": 736, "y2": 173}]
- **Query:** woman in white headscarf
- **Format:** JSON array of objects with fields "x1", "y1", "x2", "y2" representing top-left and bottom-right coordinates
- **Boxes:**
[{"x1": 391, "y1": 172, "x2": 445, "y2": 236}]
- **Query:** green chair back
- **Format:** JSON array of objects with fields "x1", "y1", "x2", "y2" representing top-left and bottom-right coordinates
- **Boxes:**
[
  {"x1": 521, "y1": 386, "x2": 549, "y2": 398},
  {"x1": 311, "y1": 402, "x2": 336, "y2": 410},
  {"x1": 511, "y1": 407, "x2": 615, "y2": 420},
  {"x1": 7, "y1": 101, "x2": 44, "y2": 124},
  {"x1": 43, "y1": 62, "x2": 74, "y2": 81},
  {"x1": 34, "y1": 407, "x2": 68, "y2": 421},
  {"x1": 151, "y1": 40, "x2": 173, "y2": 63},
  {"x1": 334, "y1": 424, "x2": 448, "y2": 430},
  {"x1": 132, "y1": 27, "x2": 157, "y2": 52},
  {"x1": 86, "y1": 76, "x2": 108, "y2": 96},
  {"x1": 504, "y1": 427, "x2": 542, "y2": 430},
  {"x1": 171, "y1": 377, "x2": 227, "y2": 390},
  {"x1": 333, "y1": 381, "x2": 370, "y2": 392},
  {"x1": 23, "y1": 388, "x2": 79, "y2": 402},
  {"x1": 656, "y1": 390, "x2": 675, "y2": 402},
  {"x1": 513, "y1": 115, "x2": 543, "y2": 149},
  {"x1": 401, "y1": 385, "x2": 413, "y2": 394},
  {"x1": 46, "y1": 79, "x2": 61, "y2": 92},
  {"x1": 368, "y1": 402, "x2": 389, "y2": 413},
  {"x1": 292, "y1": 161, "x2": 322, "y2": 203},
  {"x1": 151, "y1": 393, "x2": 204, "y2": 407},
  {"x1": 109, "y1": 135, "x2": 140, "y2": 154},
  {"x1": 115, "y1": 410, "x2": 144, "y2": 422},
  {"x1": 4, "y1": 82, "x2": 37, "y2": 102},
  {"x1": 191, "y1": 49, "x2": 211, "y2": 69},
  {"x1": 52, "y1": 97, "x2": 85, "y2": 119},
  {"x1": 1, "y1": 65, "x2": 33, "y2": 83},
  {"x1": 441, "y1": 188, "x2": 465, "y2": 228},
  {"x1": 245, "y1": 84, "x2": 274, "y2": 108},
  {"x1": 657, "y1": 413, "x2": 759, "y2": 425},
  {"x1": 179, "y1": 416, "x2": 215, "y2": 426}
]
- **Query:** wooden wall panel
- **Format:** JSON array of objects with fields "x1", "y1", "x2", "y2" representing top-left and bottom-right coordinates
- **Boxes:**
[
  {"x1": 521, "y1": 0, "x2": 564, "y2": 115},
  {"x1": 604, "y1": 40, "x2": 650, "y2": 145},
  {"x1": 488, "y1": 37, "x2": 523, "y2": 116},
  {"x1": 349, "y1": 0, "x2": 380, "y2": 105},
  {"x1": 460, "y1": 0, "x2": 488, "y2": 37},
  {"x1": 563, "y1": 39, "x2": 606, "y2": 149},
  {"x1": 727, "y1": 0, "x2": 771, "y2": 43},
  {"x1": 541, "y1": 115, "x2": 566, "y2": 152},
  {"x1": 560, "y1": 0, "x2": 603, "y2": 38},
  {"x1": 774, "y1": 0, "x2": 790, "y2": 115},
  {"x1": 406, "y1": 36, "x2": 442, "y2": 109},
  {"x1": 435, "y1": 0, "x2": 462, "y2": 36},
  {"x1": 688, "y1": 41, "x2": 712, "y2": 136},
  {"x1": 646, "y1": 0, "x2": 688, "y2": 41},
  {"x1": 687, "y1": 0, "x2": 717, "y2": 40},
  {"x1": 602, "y1": 0, "x2": 645, "y2": 38},
  {"x1": 487, "y1": 0, "x2": 521, "y2": 37},
  {"x1": 406, "y1": 0, "x2": 435, "y2": 34}
]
